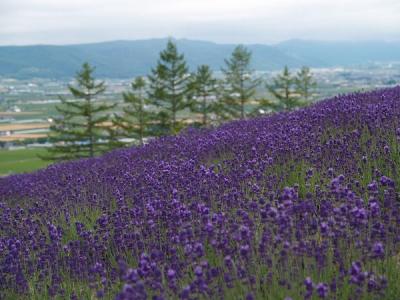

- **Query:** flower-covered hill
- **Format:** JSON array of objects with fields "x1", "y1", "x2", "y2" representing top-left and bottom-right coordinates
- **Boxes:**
[{"x1": 1, "y1": 87, "x2": 400, "y2": 299}]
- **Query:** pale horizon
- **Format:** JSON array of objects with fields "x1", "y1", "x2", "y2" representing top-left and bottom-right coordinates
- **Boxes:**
[{"x1": 2, "y1": 37, "x2": 400, "y2": 48}]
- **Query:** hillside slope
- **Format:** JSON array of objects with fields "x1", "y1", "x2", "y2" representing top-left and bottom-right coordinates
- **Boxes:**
[{"x1": 1, "y1": 87, "x2": 400, "y2": 299}]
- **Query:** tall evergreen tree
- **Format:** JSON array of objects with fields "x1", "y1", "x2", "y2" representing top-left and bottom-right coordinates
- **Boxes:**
[
  {"x1": 148, "y1": 40, "x2": 190, "y2": 134},
  {"x1": 295, "y1": 66, "x2": 317, "y2": 102},
  {"x1": 111, "y1": 77, "x2": 153, "y2": 147},
  {"x1": 42, "y1": 63, "x2": 114, "y2": 161},
  {"x1": 188, "y1": 65, "x2": 219, "y2": 126},
  {"x1": 222, "y1": 45, "x2": 259, "y2": 120},
  {"x1": 267, "y1": 66, "x2": 299, "y2": 111}
]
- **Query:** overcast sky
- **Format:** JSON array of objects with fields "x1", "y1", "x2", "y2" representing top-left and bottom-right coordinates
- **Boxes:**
[{"x1": 0, "y1": 0, "x2": 399, "y2": 46}]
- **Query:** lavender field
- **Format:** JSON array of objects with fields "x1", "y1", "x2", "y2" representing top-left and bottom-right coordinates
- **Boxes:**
[{"x1": 1, "y1": 87, "x2": 400, "y2": 299}]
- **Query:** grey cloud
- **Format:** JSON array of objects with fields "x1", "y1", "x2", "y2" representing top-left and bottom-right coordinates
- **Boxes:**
[{"x1": 0, "y1": 0, "x2": 399, "y2": 45}]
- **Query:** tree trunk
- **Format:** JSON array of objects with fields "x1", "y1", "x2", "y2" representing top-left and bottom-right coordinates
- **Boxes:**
[
  {"x1": 87, "y1": 94, "x2": 94, "y2": 157},
  {"x1": 202, "y1": 93, "x2": 207, "y2": 126}
]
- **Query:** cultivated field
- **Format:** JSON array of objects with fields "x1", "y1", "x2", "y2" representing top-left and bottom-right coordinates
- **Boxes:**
[
  {"x1": 0, "y1": 134, "x2": 48, "y2": 142},
  {"x1": 0, "y1": 148, "x2": 50, "y2": 175},
  {"x1": 0, "y1": 111, "x2": 41, "y2": 117},
  {"x1": 0, "y1": 123, "x2": 50, "y2": 132}
]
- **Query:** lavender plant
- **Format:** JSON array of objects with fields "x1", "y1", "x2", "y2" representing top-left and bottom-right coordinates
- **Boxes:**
[{"x1": 1, "y1": 87, "x2": 400, "y2": 299}]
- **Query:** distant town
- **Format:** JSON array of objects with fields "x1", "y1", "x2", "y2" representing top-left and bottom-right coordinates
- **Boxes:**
[{"x1": 0, "y1": 62, "x2": 399, "y2": 149}]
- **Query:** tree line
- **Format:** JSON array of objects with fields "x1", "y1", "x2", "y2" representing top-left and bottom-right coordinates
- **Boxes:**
[{"x1": 43, "y1": 40, "x2": 317, "y2": 161}]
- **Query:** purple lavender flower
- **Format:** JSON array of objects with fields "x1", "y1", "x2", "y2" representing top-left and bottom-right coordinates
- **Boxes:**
[
  {"x1": 194, "y1": 266, "x2": 203, "y2": 277},
  {"x1": 167, "y1": 269, "x2": 176, "y2": 279},
  {"x1": 371, "y1": 242, "x2": 384, "y2": 259},
  {"x1": 316, "y1": 283, "x2": 329, "y2": 298}
]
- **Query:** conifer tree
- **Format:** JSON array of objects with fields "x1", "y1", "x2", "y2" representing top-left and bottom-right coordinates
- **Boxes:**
[
  {"x1": 42, "y1": 63, "x2": 114, "y2": 161},
  {"x1": 267, "y1": 66, "x2": 299, "y2": 111},
  {"x1": 222, "y1": 45, "x2": 259, "y2": 120},
  {"x1": 188, "y1": 65, "x2": 219, "y2": 126},
  {"x1": 295, "y1": 66, "x2": 317, "y2": 102},
  {"x1": 148, "y1": 40, "x2": 190, "y2": 134},
  {"x1": 111, "y1": 77, "x2": 152, "y2": 147}
]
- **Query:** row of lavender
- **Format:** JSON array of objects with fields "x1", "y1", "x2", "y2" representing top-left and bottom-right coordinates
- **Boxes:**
[{"x1": 1, "y1": 87, "x2": 400, "y2": 299}]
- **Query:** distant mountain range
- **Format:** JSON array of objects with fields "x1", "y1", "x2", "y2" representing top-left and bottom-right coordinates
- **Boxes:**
[{"x1": 1, "y1": 38, "x2": 400, "y2": 79}]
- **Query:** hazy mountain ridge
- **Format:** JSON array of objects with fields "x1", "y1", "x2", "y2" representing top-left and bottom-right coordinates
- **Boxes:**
[
  {"x1": 1, "y1": 38, "x2": 400, "y2": 79},
  {"x1": 277, "y1": 39, "x2": 400, "y2": 66}
]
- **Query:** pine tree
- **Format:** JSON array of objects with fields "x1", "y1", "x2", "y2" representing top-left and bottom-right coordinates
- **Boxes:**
[
  {"x1": 222, "y1": 45, "x2": 260, "y2": 120},
  {"x1": 295, "y1": 66, "x2": 317, "y2": 102},
  {"x1": 188, "y1": 65, "x2": 219, "y2": 126},
  {"x1": 42, "y1": 63, "x2": 114, "y2": 161},
  {"x1": 267, "y1": 66, "x2": 299, "y2": 111},
  {"x1": 111, "y1": 77, "x2": 153, "y2": 147},
  {"x1": 148, "y1": 40, "x2": 190, "y2": 134}
]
